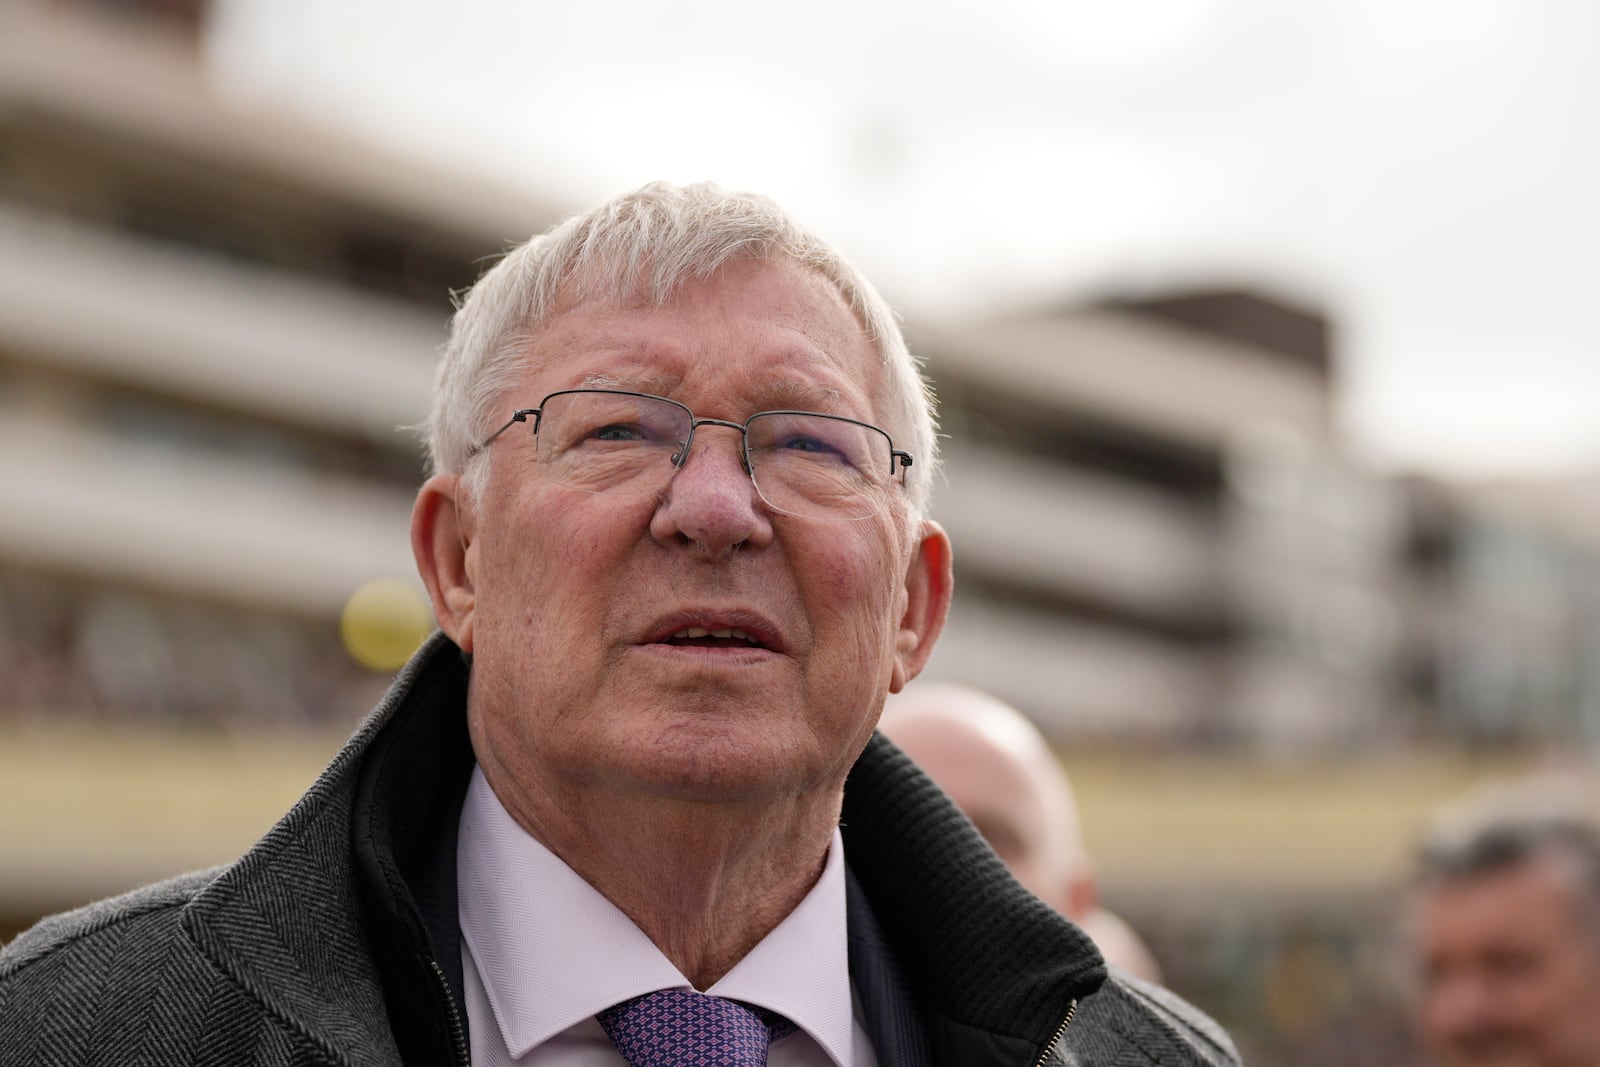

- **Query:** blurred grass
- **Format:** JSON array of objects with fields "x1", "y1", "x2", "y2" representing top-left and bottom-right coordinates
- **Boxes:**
[
  {"x1": 1065, "y1": 747, "x2": 1545, "y2": 900},
  {"x1": 0, "y1": 722, "x2": 346, "y2": 921}
]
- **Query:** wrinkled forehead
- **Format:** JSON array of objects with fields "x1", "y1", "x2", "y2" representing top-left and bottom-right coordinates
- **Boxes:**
[{"x1": 531, "y1": 254, "x2": 892, "y2": 410}]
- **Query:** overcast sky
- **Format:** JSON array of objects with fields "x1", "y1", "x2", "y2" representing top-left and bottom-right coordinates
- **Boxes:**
[{"x1": 205, "y1": 0, "x2": 1600, "y2": 479}]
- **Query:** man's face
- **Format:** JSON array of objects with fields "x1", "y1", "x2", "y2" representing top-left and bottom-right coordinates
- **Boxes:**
[
  {"x1": 1413, "y1": 854, "x2": 1600, "y2": 1067},
  {"x1": 430, "y1": 257, "x2": 947, "y2": 816}
]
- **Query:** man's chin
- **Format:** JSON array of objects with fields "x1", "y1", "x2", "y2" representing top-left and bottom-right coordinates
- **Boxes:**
[{"x1": 618, "y1": 734, "x2": 813, "y2": 804}]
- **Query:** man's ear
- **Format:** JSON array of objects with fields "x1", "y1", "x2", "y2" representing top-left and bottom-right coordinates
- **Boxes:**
[
  {"x1": 889, "y1": 519, "x2": 953, "y2": 693},
  {"x1": 1064, "y1": 867, "x2": 1100, "y2": 924},
  {"x1": 411, "y1": 473, "x2": 478, "y2": 653}
]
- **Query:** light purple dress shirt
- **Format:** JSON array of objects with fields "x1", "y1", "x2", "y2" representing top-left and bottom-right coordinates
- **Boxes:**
[{"x1": 457, "y1": 765, "x2": 879, "y2": 1067}]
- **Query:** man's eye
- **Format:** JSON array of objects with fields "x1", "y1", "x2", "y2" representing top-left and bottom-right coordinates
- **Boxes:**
[
  {"x1": 592, "y1": 423, "x2": 646, "y2": 442},
  {"x1": 779, "y1": 434, "x2": 839, "y2": 454}
]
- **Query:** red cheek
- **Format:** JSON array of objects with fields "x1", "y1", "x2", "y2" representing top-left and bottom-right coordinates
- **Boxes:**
[
  {"x1": 815, "y1": 546, "x2": 869, "y2": 599},
  {"x1": 536, "y1": 497, "x2": 614, "y2": 574}
]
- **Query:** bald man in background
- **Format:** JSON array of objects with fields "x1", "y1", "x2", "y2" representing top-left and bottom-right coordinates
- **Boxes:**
[{"x1": 880, "y1": 681, "x2": 1162, "y2": 983}]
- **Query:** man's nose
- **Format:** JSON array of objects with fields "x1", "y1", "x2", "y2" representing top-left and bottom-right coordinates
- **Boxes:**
[
  {"x1": 1424, "y1": 971, "x2": 1502, "y2": 1048},
  {"x1": 648, "y1": 423, "x2": 773, "y2": 556}
]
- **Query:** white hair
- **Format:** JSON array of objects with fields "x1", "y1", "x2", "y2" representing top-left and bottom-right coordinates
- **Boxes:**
[{"x1": 424, "y1": 181, "x2": 939, "y2": 517}]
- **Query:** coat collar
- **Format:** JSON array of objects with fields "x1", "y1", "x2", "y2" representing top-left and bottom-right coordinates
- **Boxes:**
[
  {"x1": 843, "y1": 734, "x2": 1106, "y2": 1064},
  {"x1": 177, "y1": 633, "x2": 1104, "y2": 1066}
]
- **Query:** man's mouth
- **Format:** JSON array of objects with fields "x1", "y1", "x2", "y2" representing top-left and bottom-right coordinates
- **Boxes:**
[
  {"x1": 641, "y1": 611, "x2": 785, "y2": 653},
  {"x1": 664, "y1": 627, "x2": 768, "y2": 650}
]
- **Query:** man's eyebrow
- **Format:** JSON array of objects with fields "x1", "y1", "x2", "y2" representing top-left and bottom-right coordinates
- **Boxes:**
[
  {"x1": 580, "y1": 374, "x2": 842, "y2": 413},
  {"x1": 748, "y1": 381, "x2": 843, "y2": 413},
  {"x1": 580, "y1": 372, "x2": 679, "y2": 394}
]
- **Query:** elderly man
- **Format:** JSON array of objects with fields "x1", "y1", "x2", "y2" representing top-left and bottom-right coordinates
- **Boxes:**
[
  {"x1": 0, "y1": 183, "x2": 1236, "y2": 1065},
  {"x1": 1411, "y1": 785, "x2": 1600, "y2": 1067},
  {"x1": 880, "y1": 682, "x2": 1163, "y2": 983}
]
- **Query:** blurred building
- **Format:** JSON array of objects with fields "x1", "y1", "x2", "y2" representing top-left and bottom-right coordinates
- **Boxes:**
[
  {"x1": 0, "y1": 0, "x2": 574, "y2": 937},
  {"x1": 0, "y1": 1, "x2": 562, "y2": 734},
  {"x1": 1400, "y1": 474, "x2": 1600, "y2": 750},
  {"x1": 917, "y1": 291, "x2": 1412, "y2": 753},
  {"x1": 919, "y1": 297, "x2": 1600, "y2": 758},
  {"x1": 8, "y1": 1, "x2": 1596, "y2": 759}
]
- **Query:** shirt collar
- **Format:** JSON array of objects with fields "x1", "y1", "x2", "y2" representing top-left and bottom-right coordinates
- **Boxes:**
[{"x1": 456, "y1": 764, "x2": 858, "y2": 1066}]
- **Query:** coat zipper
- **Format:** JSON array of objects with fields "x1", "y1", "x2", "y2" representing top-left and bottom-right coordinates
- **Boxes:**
[
  {"x1": 429, "y1": 959, "x2": 471, "y2": 1067},
  {"x1": 1030, "y1": 998, "x2": 1078, "y2": 1067}
]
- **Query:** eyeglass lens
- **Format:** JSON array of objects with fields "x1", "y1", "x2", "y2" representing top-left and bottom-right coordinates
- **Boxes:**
[{"x1": 533, "y1": 391, "x2": 893, "y2": 519}]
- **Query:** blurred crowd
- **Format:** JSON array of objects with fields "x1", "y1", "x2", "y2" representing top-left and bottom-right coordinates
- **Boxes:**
[{"x1": 0, "y1": 566, "x2": 383, "y2": 730}]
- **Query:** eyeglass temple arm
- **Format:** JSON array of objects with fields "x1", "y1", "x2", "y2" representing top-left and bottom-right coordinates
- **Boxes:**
[
  {"x1": 892, "y1": 449, "x2": 913, "y2": 476},
  {"x1": 475, "y1": 408, "x2": 540, "y2": 452}
]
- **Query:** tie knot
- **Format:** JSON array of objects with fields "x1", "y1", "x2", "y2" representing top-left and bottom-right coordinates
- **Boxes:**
[{"x1": 599, "y1": 989, "x2": 794, "y2": 1067}]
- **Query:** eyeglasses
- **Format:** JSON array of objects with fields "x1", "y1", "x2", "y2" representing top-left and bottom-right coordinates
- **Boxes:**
[{"x1": 476, "y1": 388, "x2": 913, "y2": 520}]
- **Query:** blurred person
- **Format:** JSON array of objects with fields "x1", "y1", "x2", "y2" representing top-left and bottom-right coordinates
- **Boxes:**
[
  {"x1": 0, "y1": 182, "x2": 1238, "y2": 1065},
  {"x1": 880, "y1": 681, "x2": 1164, "y2": 983},
  {"x1": 1409, "y1": 780, "x2": 1600, "y2": 1067}
]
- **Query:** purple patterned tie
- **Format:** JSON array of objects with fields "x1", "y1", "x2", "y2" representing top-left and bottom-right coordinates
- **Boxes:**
[{"x1": 598, "y1": 989, "x2": 796, "y2": 1067}]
